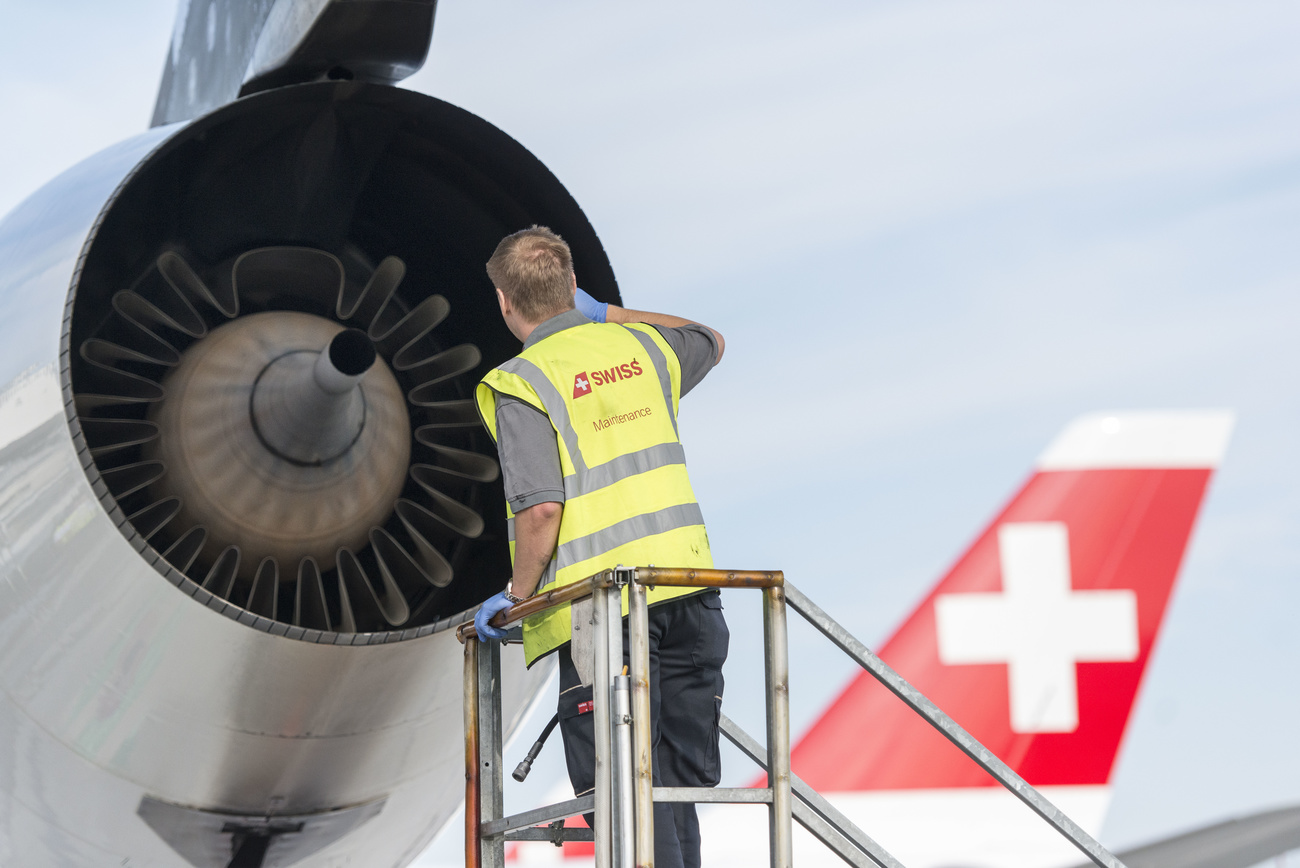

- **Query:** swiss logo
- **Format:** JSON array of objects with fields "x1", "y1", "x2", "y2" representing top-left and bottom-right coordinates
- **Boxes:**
[
  {"x1": 934, "y1": 522, "x2": 1138, "y2": 733},
  {"x1": 573, "y1": 372, "x2": 592, "y2": 398}
]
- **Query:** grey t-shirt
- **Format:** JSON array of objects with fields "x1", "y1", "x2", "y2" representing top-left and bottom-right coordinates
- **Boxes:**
[{"x1": 494, "y1": 311, "x2": 719, "y2": 512}]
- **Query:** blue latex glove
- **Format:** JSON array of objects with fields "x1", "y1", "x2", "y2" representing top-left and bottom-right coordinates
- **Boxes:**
[
  {"x1": 475, "y1": 591, "x2": 513, "y2": 641},
  {"x1": 574, "y1": 287, "x2": 608, "y2": 323}
]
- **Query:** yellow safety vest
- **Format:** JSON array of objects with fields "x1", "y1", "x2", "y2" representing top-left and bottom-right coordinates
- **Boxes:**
[{"x1": 476, "y1": 321, "x2": 713, "y2": 665}]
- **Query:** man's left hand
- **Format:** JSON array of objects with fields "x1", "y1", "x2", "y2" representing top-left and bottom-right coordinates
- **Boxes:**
[{"x1": 474, "y1": 591, "x2": 514, "y2": 641}]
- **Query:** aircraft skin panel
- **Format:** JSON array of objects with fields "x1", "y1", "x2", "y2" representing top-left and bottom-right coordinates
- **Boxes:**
[
  {"x1": 0, "y1": 127, "x2": 182, "y2": 867},
  {"x1": 0, "y1": 658, "x2": 549, "y2": 868},
  {"x1": 0, "y1": 127, "x2": 178, "y2": 402}
]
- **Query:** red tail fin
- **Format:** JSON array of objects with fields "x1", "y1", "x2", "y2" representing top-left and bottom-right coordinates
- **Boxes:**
[{"x1": 792, "y1": 411, "x2": 1233, "y2": 793}]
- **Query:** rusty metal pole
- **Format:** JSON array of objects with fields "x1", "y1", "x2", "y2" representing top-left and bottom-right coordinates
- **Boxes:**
[
  {"x1": 629, "y1": 575, "x2": 655, "y2": 868},
  {"x1": 479, "y1": 639, "x2": 505, "y2": 868},
  {"x1": 763, "y1": 585, "x2": 793, "y2": 868},
  {"x1": 464, "y1": 638, "x2": 482, "y2": 868}
]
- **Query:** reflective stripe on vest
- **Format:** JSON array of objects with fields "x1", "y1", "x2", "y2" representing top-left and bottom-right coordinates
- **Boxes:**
[
  {"x1": 555, "y1": 502, "x2": 704, "y2": 575},
  {"x1": 622, "y1": 327, "x2": 678, "y2": 438},
  {"x1": 476, "y1": 322, "x2": 712, "y2": 665}
]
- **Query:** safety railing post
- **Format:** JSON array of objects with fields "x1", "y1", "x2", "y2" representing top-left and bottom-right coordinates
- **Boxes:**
[
  {"x1": 628, "y1": 576, "x2": 655, "y2": 867},
  {"x1": 763, "y1": 584, "x2": 793, "y2": 868},
  {"x1": 592, "y1": 583, "x2": 616, "y2": 868},
  {"x1": 613, "y1": 672, "x2": 636, "y2": 868},
  {"x1": 609, "y1": 568, "x2": 635, "y2": 868},
  {"x1": 478, "y1": 638, "x2": 505, "y2": 868},
  {"x1": 463, "y1": 638, "x2": 481, "y2": 868}
]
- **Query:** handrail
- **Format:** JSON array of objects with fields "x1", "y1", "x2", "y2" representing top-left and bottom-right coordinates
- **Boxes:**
[
  {"x1": 458, "y1": 567, "x2": 1129, "y2": 868},
  {"x1": 455, "y1": 568, "x2": 786, "y2": 643},
  {"x1": 636, "y1": 567, "x2": 785, "y2": 588},
  {"x1": 456, "y1": 570, "x2": 618, "y2": 643}
]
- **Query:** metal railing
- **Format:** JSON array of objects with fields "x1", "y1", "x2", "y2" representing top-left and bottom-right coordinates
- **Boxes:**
[{"x1": 457, "y1": 568, "x2": 1129, "y2": 868}]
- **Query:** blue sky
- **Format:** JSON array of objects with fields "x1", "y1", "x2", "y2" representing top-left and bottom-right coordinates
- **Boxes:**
[{"x1": 3, "y1": 0, "x2": 1299, "y2": 862}]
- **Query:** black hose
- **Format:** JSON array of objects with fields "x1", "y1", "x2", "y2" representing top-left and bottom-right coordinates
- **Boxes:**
[{"x1": 513, "y1": 713, "x2": 561, "y2": 782}]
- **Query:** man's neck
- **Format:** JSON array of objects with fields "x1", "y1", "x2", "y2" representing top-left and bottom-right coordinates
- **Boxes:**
[
  {"x1": 511, "y1": 306, "x2": 566, "y2": 344},
  {"x1": 513, "y1": 320, "x2": 539, "y2": 344}
]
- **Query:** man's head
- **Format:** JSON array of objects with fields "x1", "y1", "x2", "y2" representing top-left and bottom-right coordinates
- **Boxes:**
[{"x1": 486, "y1": 226, "x2": 576, "y2": 330}]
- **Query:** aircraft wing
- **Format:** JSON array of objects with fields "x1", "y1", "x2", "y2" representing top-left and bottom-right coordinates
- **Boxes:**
[{"x1": 1066, "y1": 805, "x2": 1300, "y2": 868}]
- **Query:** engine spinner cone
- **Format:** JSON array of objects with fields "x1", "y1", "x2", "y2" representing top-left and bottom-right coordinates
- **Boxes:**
[{"x1": 251, "y1": 328, "x2": 377, "y2": 466}]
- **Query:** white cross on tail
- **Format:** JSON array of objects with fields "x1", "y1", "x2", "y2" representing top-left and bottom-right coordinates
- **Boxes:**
[{"x1": 934, "y1": 522, "x2": 1139, "y2": 733}]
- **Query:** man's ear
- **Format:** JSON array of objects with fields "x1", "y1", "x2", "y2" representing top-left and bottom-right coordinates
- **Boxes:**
[{"x1": 495, "y1": 287, "x2": 509, "y2": 316}]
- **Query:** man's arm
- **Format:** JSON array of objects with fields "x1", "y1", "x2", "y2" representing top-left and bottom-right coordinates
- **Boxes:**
[
  {"x1": 607, "y1": 304, "x2": 725, "y2": 363},
  {"x1": 510, "y1": 500, "x2": 563, "y2": 598},
  {"x1": 473, "y1": 400, "x2": 566, "y2": 641},
  {"x1": 575, "y1": 287, "x2": 725, "y2": 363}
]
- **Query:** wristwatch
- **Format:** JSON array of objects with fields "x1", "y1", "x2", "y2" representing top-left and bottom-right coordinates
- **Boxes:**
[{"x1": 504, "y1": 581, "x2": 527, "y2": 604}]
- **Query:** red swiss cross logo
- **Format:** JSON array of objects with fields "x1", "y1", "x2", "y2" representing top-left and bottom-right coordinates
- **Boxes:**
[{"x1": 573, "y1": 372, "x2": 592, "y2": 398}]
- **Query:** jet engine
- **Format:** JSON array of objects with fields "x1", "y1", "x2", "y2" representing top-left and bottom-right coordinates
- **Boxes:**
[{"x1": 0, "y1": 10, "x2": 619, "y2": 866}]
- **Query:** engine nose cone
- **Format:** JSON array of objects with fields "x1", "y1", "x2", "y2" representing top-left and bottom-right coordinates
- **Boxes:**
[
  {"x1": 145, "y1": 312, "x2": 410, "y2": 575},
  {"x1": 251, "y1": 328, "x2": 376, "y2": 466}
]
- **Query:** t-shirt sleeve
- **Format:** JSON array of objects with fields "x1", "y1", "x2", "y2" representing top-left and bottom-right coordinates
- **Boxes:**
[
  {"x1": 495, "y1": 396, "x2": 565, "y2": 510},
  {"x1": 650, "y1": 323, "x2": 719, "y2": 397}
]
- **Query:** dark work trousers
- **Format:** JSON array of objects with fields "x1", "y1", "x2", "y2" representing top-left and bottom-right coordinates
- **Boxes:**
[{"x1": 556, "y1": 591, "x2": 728, "y2": 868}]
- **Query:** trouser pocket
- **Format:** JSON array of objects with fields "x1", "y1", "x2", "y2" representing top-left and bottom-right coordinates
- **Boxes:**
[
  {"x1": 690, "y1": 592, "x2": 729, "y2": 670},
  {"x1": 557, "y1": 677, "x2": 597, "y2": 798}
]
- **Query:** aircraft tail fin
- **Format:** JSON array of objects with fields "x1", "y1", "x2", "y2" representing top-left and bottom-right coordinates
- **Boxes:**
[{"x1": 791, "y1": 411, "x2": 1234, "y2": 794}]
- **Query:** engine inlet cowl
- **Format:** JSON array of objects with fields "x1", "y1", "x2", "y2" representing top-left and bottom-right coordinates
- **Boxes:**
[{"x1": 62, "y1": 81, "x2": 622, "y2": 642}]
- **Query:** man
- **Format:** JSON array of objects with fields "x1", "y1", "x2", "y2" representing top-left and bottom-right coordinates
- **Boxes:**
[{"x1": 473, "y1": 226, "x2": 726, "y2": 868}]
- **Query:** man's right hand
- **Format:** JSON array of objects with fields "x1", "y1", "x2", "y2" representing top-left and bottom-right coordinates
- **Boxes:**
[{"x1": 474, "y1": 591, "x2": 514, "y2": 641}]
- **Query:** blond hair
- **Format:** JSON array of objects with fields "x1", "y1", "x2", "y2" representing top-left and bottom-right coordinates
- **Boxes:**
[{"x1": 486, "y1": 226, "x2": 574, "y2": 322}]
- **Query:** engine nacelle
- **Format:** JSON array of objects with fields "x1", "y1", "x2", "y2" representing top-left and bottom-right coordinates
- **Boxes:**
[{"x1": 0, "y1": 82, "x2": 614, "y2": 866}]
